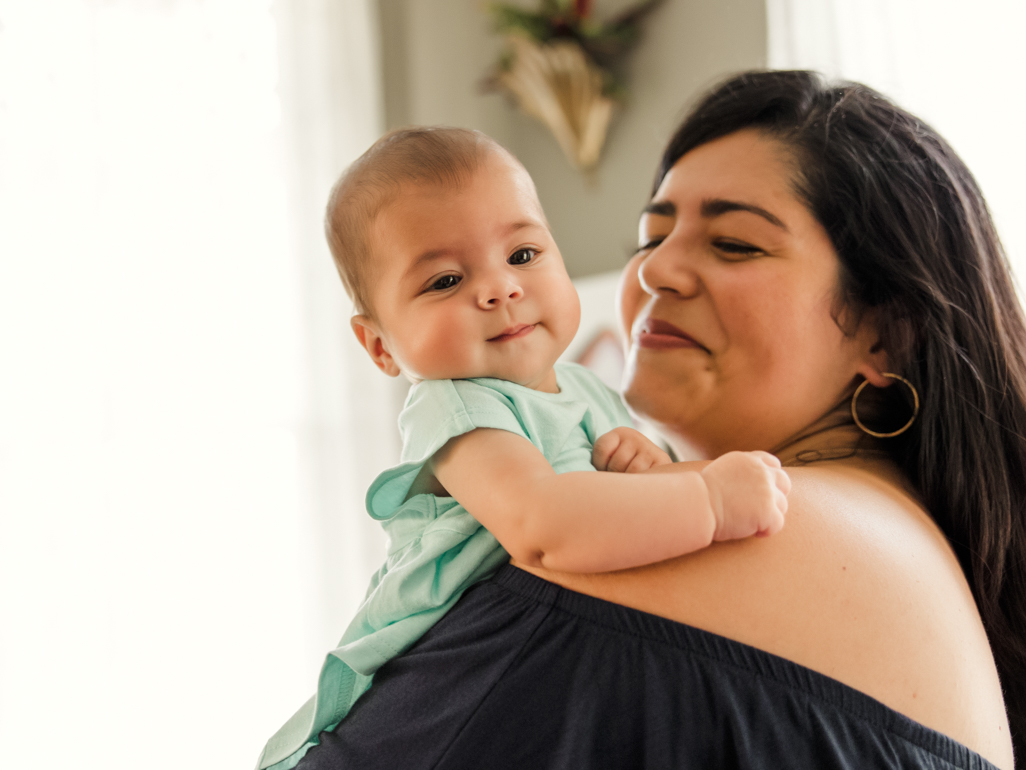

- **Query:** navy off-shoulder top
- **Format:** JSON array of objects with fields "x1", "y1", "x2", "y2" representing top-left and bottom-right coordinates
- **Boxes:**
[{"x1": 294, "y1": 564, "x2": 997, "y2": 770}]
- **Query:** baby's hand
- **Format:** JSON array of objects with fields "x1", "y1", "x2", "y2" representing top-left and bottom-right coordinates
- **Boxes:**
[
  {"x1": 701, "y1": 451, "x2": 790, "y2": 540},
  {"x1": 592, "y1": 427, "x2": 673, "y2": 473}
]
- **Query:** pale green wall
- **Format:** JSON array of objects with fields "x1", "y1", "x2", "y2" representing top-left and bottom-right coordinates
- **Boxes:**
[{"x1": 377, "y1": 0, "x2": 767, "y2": 278}]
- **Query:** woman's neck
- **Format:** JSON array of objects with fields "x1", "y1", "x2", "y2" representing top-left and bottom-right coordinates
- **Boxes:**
[
  {"x1": 776, "y1": 425, "x2": 867, "y2": 466},
  {"x1": 664, "y1": 405, "x2": 897, "y2": 469},
  {"x1": 771, "y1": 408, "x2": 889, "y2": 468}
]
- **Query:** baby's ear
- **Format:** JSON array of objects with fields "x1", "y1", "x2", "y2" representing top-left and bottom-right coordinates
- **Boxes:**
[{"x1": 351, "y1": 315, "x2": 401, "y2": 377}]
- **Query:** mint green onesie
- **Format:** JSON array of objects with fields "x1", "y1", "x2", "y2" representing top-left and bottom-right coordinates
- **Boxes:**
[{"x1": 257, "y1": 362, "x2": 633, "y2": 770}]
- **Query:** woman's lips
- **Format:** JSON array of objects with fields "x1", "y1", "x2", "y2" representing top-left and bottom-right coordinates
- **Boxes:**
[
  {"x1": 635, "y1": 318, "x2": 705, "y2": 350},
  {"x1": 488, "y1": 323, "x2": 536, "y2": 342}
]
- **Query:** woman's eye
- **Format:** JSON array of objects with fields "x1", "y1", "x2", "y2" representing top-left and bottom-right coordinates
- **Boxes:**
[
  {"x1": 634, "y1": 237, "x2": 665, "y2": 255},
  {"x1": 508, "y1": 248, "x2": 535, "y2": 265},
  {"x1": 714, "y1": 239, "x2": 763, "y2": 257},
  {"x1": 429, "y1": 274, "x2": 461, "y2": 291}
]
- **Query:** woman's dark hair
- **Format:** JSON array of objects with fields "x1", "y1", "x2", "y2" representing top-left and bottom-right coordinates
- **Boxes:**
[{"x1": 658, "y1": 70, "x2": 1026, "y2": 762}]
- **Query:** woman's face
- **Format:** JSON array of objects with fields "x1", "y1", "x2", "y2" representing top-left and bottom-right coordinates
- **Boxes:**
[{"x1": 619, "y1": 129, "x2": 882, "y2": 458}]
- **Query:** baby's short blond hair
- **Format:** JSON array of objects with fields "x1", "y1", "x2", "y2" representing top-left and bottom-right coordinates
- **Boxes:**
[{"x1": 325, "y1": 126, "x2": 510, "y2": 315}]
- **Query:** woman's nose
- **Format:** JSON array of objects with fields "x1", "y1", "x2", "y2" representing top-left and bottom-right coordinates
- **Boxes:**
[
  {"x1": 477, "y1": 276, "x2": 524, "y2": 309},
  {"x1": 637, "y1": 238, "x2": 701, "y2": 299}
]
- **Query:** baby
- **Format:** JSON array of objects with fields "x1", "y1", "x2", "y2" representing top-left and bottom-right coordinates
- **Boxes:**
[{"x1": 257, "y1": 128, "x2": 790, "y2": 770}]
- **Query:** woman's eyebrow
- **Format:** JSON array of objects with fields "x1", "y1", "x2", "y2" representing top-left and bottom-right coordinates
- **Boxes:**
[
  {"x1": 643, "y1": 200, "x2": 676, "y2": 217},
  {"x1": 701, "y1": 198, "x2": 789, "y2": 232},
  {"x1": 643, "y1": 198, "x2": 788, "y2": 232}
]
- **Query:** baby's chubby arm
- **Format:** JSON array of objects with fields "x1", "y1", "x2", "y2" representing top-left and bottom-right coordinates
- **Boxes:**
[
  {"x1": 594, "y1": 427, "x2": 791, "y2": 541},
  {"x1": 430, "y1": 428, "x2": 790, "y2": 574}
]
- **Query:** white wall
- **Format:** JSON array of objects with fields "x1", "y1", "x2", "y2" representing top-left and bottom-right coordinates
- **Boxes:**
[{"x1": 767, "y1": 0, "x2": 1026, "y2": 284}]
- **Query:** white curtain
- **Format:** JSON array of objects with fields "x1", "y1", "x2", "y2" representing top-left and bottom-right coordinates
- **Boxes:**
[
  {"x1": 273, "y1": 0, "x2": 405, "y2": 670},
  {"x1": 0, "y1": 1, "x2": 398, "y2": 768},
  {"x1": 766, "y1": 0, "x2": 1026, "y2": 279}
]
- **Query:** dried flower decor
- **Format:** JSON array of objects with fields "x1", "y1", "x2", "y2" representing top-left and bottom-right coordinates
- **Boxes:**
[{"x1": 485, "y1": 0, "x2": 664, "y2": 170}]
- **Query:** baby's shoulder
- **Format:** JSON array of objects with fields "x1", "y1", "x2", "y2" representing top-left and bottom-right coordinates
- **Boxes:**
[
  {"x1": 553, "y1": 363, "x2": 631, "y2": 426},
  {"x1": 553, "y1": 361, "x2": 609, "y2": 393},
  {"x1": 399, "y1": 378, "x2": 526, "y2": 454},
  {"x1": 404, "y1": 378, "x2": 514, "y2": 418}
]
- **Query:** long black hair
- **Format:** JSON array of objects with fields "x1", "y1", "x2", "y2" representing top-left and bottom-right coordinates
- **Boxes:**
[{"x1": 658, "y1": 70, "x2": 1026, "y2": 762}]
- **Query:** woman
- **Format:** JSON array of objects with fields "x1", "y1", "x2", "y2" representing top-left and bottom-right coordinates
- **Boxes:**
[{"x1": 296, "y1": 71, "x2": 1024, "y2": 769}]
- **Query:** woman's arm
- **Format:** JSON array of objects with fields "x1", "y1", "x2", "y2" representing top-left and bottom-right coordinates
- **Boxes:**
[{"x1": 430, "y1": 428, "x2": 786, "y2": 573}]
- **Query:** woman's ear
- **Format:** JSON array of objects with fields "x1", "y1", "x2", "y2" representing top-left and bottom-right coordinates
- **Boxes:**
[
  {"x1": 853, "y1": 312, "x2": 893, "y2": 388},
  {"x1": 855, "y1": 311, "x2": 914, "y2": 388},
  {"x1": 351, "y1": 315, "x2": 401, "y2": 377},
  {"x1": 857, "y1": 344, "x2": 892, "y2": 388}
]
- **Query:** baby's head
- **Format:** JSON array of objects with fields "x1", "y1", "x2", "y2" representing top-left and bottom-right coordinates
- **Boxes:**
[{"x1": 327, "y1": 127, "x2": 580, "y2": 392}]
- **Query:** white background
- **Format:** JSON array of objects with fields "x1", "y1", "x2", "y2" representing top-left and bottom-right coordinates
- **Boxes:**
[
  {"x1": 0, "y1": 1, "x2": 393, "y2": 767},
  {"x1": 2, "y1": 2, "x2": 1025, "y2": 769}
]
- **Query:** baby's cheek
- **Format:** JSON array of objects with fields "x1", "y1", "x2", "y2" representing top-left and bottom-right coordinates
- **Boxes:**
[
  {"x1": 555, "y1": 278, "x2": 582, "y2": 340},
  {"x1": 416, "y1": 323, "x2": 479, "y2": 379}
]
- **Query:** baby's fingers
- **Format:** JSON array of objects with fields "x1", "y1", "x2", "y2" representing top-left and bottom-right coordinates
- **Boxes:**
[
  {"x1": 755, "y1": 492, "x2": 787, "y2": 537},
  {"x1": 775, "y1": 468, "x2": 792, "y2": 496},
  {"x1": 622, "y1": 442, "x2": 673, "y2": 472},
  {"x1": 775, "y1": 487, "x2": 788, "y2": 516},
  {"x1": 624, "y1": 451, "x2": 657, "y2": 473},
  {"x1": 606, "y1": 443, "x2": 640, "y2": 473},
  {"x1": 591, "y1": 432, "x2": 623, "y2": 472},
  {"x1": 751, "y1": 450, "x2": 782, "y2": 469}
]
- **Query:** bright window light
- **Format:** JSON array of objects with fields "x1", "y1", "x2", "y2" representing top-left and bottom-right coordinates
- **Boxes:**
[{"x1": 0, "y1": 2, "x2": 327, "y2": 767}]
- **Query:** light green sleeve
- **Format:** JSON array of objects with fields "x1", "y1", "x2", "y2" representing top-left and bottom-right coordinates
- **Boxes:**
[
  {"x1": 366, "y1": 378, "x2": 531, "y2": 521},
  {"x1": 257, "y1": 379, "x2": 530, "y2": 770}
]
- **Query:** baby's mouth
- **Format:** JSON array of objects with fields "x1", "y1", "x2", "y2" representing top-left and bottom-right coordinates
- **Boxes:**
[{"x1": 488, "y1": 323, "x2": 536, "y2": 342}]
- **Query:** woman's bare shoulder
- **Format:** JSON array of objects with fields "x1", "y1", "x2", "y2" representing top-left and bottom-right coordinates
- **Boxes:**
[{"x1": 517, "y1": 462, "x2": 1013, "y2": 768}]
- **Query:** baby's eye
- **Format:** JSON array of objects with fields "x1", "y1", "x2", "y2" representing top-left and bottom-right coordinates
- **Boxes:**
[
  {"x1": 429, "y1": 274, "x2": 461, "y2": 291},
  {"x1": 508, "y1": 248, "x2": 536, "y2": 265}
]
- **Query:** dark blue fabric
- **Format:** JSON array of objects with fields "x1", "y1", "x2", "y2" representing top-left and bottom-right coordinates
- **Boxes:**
[{"x1": 296, "y1": 565, "x2": 995, "y2": 769}]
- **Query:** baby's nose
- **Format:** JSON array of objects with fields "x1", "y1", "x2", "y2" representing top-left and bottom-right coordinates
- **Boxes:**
[{"x1": 478, "y1": 281, "x2": 523, "y2": 309}]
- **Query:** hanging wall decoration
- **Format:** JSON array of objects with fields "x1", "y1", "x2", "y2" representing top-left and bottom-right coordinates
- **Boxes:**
[{"x1": 484, "y1": 0, "x2": 664, "y2": 171}]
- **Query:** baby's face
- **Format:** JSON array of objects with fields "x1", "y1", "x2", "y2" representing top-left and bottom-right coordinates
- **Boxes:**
[{"x1": 360, "y1": 153, "x2": 580, "y2": 392}]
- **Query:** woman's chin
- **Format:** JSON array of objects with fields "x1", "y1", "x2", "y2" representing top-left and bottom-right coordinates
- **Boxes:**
[
  {"x1": 624, "y1": 383, "x2": 695, "y2": 439},
  {"x1": 624, "y1": 358, "x2": 708, "y2": 419}
]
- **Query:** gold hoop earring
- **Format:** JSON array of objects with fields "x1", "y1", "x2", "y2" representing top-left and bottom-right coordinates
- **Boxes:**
[{"x1": 851, "y1": 373, "x2": 920, "y2": 438}]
